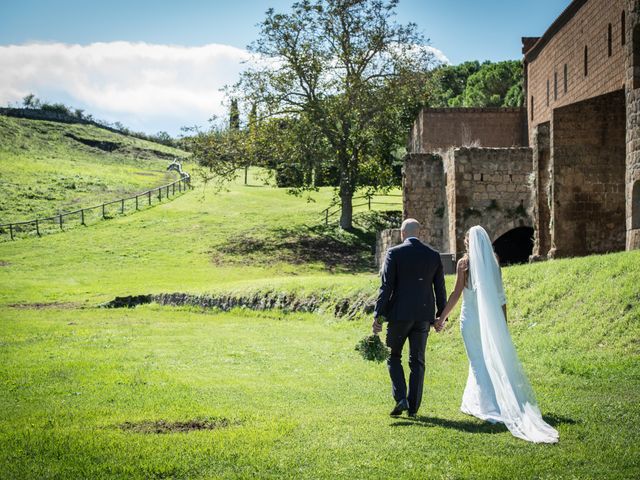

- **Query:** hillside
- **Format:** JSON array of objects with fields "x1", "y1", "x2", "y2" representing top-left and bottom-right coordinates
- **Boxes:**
[{"x1": 0, "y1": 115, "x2": 190, "y2": 224}]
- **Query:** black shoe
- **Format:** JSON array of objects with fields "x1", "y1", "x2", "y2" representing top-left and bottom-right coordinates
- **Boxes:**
[
  {"x1": 407, "y1": 411, "x2": 417, "y2": 418},
  {"x1": 390, "y1": 399, "x2": 409, "y2": 416}
]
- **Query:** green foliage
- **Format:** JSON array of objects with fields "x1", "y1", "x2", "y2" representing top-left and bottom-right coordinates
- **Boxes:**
[
  {"x1": 427, "y1": 60, "x2": 523, "y2": 108},
  {"x1": 40, "y1": 102, "x2": 72, "y2": 115},
  {"x1": 426, "y1": 61, "x2": 482, "y2": 107},
  {"x1": 232, "y1": 0, "x2": 436, "y2": 229},
  {"x1": 229, "y1": 98, "x2": 240, "y2": 130},
  {"x1": 355, "y1": 334, "x2": 390, "y2": 362},
  {"x1": 461, "y1": 60, "x2": 523, "y2": 107}
]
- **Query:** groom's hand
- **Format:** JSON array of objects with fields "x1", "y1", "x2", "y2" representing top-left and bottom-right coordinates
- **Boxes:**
[
  {"x1": 434, "y1": 317, "x2": 446, "y2": 332},
  {"x1": 372, "y1": 318, "x2": 383, "y2": 335}
]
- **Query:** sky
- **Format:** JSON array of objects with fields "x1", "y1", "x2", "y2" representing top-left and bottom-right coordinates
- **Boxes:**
[{"x1": 0, "y1": 0, "x2": 571, "y2": 136}]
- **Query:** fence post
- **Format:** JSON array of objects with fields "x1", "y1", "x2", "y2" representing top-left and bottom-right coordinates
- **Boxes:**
[
  {"x1": 368, "y1": 196, "x2": 371, "y2": 210},
  {"x1": 172, "y1": 182, "x2": 175, "y2": 195},
  {"x1": 135, "y1": 195, "x2": 139, "y2": 210},
  {"x1": 325, "y1": 210, "x2": 328, "y2": 225},
  {"x1": 179, "y1": 180, "x2": 182, "y2": 193},
  {"x1": 121, "y1": 199, "x2": 125, "y2": 214},
  {"x1": 81, "y1": 209, "x2": 85, "y2": 225},
  {"x1": 59, "y1": 214, "x2": 63, "y2": 230},
  {"x1": 102, "y1": 203, "x2": 106, "y2": 219},
  {"x1": 166, "y1": 185, "x2": 169, "y2": 197},
  {"x1": 35, "y1": 219, "x2": 40, "y2": 237},
  {"x1": 9, "y1": 224, "x2": 14, "y2": 240},
  {"x1": 158, "y1": 188, "x2": 162, "y2": 201},
  {"x1": 148, "y1": 190, "x2": 151, "y2": 205}
]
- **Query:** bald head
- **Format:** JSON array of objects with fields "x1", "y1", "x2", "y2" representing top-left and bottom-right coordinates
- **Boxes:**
[{"x1": 401, "y1": 218, "x2": 420, "y2": 240}]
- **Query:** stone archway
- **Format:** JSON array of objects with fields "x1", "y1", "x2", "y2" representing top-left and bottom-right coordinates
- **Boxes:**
[{"x1": 492, "y1": 226, "x2": 535, "y2": 265}]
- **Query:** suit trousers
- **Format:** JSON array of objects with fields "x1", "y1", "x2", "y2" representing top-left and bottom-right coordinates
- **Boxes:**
[{"x1": 385, "y1": 320, "x2": 430, "y2": 413}]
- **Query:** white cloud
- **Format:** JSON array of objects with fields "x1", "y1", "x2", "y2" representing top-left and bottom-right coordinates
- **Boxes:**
[
  {"x1": 425, "y1": 46, "x2": 450, "y2": 65},
  {"x1": 0, "y1": 41, "x2": 450, "y2": 136},
  {"x1": 0, "y1": 42, "x2": 252, "y2": 135}
]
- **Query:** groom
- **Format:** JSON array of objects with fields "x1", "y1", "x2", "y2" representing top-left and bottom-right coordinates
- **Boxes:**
[{"x1": 372, "y1": 218, "x2": 446, "y2": 417}]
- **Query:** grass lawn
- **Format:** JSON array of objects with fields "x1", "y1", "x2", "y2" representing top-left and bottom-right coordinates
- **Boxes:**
[
  {"x1": 1, "y1": 299, "x2": 638, "y2": 479},
  {"x1": 0, "y1": 151, "x2": 638, "y2": 477}
]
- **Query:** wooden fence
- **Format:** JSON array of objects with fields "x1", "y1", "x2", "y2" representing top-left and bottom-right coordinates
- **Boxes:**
[
  {"x1": 320, "y1": 193, "x2": 402, "y2": 225},
  {"x1": 0, "y1": 176, "x2": 191, "y2": 240}
]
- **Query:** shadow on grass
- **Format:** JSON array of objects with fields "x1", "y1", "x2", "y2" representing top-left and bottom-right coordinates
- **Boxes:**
[
  {"x1": 391, "y1": 412, "x2": 577, "y2": 433},
  {"x1": 390, "y1": 415, "x2": 507, "y2": 434},
  {"x1": 211, "y1": 211, "x2": 401, "y2": 273},
  {"x1": 542, "y1": 413, "x2": 578, "y2": 426}
]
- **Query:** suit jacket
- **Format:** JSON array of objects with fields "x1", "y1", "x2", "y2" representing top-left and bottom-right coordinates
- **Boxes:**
[{"x1": 374, "y1": 238, "x2": 447, "y2": 324}]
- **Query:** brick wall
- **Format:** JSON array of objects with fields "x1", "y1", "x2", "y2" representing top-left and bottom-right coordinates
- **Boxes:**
[
  {"x1": 551, "y1": 90, "x2": 627, "y2": 257},
  {"x1": 408, "y1": 108, "x2": 528, "y2": 153},
  {"x1": 525, "y1": 0, "x2": 627, "y2": 144}
]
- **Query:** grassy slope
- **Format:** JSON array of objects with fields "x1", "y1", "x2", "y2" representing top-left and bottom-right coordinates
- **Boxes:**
[
  {"x1": 0, "y1": 167, "x2": 638, "y2": 478},
  {"x1": 0, "y1": 173, "x2": 399, "y2": 306},
  {"x1": 0, "y1": 115, "x2": 189, "y2": 224}
]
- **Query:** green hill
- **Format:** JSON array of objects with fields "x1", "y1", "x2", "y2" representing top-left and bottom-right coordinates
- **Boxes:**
[
  {"x1": 0, "y1": 155, "x2": 637, "y2": 477},
  {"x1": 0, "y1": 115, "x2": 189, "y2": 224}
]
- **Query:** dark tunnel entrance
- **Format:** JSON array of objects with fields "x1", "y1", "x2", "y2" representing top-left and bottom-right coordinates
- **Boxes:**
[{"x1": 493, "y1": 227, "x2": 534, "y2": 266}]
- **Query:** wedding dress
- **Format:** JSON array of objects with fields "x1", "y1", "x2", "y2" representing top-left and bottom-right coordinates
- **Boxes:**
[{"x1": 459, "y1": 226, "x2": 558, "y2": 443}]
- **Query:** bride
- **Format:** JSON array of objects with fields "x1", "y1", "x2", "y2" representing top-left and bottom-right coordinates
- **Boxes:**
[{"x1": 435, "y1": 226, "x2": 558, "y2": 444}]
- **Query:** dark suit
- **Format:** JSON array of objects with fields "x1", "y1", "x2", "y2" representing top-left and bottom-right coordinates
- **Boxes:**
[{"x1": 374, "y1": 237, "x2": 446, "y2": 413}]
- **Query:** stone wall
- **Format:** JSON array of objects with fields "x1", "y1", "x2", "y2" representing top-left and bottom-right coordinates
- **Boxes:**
[
  {"x1": 408, "y1": 108, "x2": 528, "y2": 153},
  {"x1": 525, "y1": 0, "x2": 627, "y2": 145},
  {"x1": 531, "y1": 123, "x2": 552, "y2": 258},
  {"x1": 626, "y1": 1, "x2": 640, "y2": 249},
  {"x1": 550, "y1": 89, "x2": 627, "y2": 257},
  {"x1": 403, "y1": 153, "x2": 447, "y2": 250},
  {"x1": 402, "y1": 147, "x2": 533, "y2": 257},
  {"x1": 374, "y1": 228, "x2": 457, "y2": 274},
  {"x1": 448, "y1": 147, "x2": 534, "y2": 254},
  {"x1": 375, "y1": 228, "x2": 401, "y2": 270}
]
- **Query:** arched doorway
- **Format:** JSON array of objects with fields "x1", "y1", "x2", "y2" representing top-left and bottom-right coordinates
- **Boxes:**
[{"x1": 493, "y1": 227, "x2": 534, "y2": 265}]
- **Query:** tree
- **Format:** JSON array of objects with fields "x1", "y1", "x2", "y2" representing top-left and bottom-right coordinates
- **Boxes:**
[
  {"x1": 232, "y1": 0, "x2": 435, "y2": 230},
  {"x1": 229, "y1": 98, "x2": 241, "y2": 130},
  {"x1": 22, "y1": 93, "x2": 40, "y2": 109},
  {"x1": 425, "y1": 60, "x2": 523, "y2": 108},
  {"x1": 425, "y1": 61, "x2": 482, "y2": 107},
  {"x1": 459, "y1": 60, "x2": 523, "y2": 107},
  {"x1": 184, "y1": 120, "x2": 248, "y2": 191}
]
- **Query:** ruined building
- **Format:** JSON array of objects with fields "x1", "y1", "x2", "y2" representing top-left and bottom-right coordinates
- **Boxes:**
[{"x1": 378, "y1": 0, "x2": 640, "y2": 266}]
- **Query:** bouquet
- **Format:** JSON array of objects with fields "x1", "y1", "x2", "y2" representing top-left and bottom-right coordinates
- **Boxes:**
[{"x1": 355, "y1": 334, "x2": 390, "y2": 362}]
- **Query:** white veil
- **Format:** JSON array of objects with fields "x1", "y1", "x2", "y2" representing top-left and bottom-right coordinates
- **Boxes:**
[{"x1": 467, "y1": 226, "x2": 558, "y2": 443}]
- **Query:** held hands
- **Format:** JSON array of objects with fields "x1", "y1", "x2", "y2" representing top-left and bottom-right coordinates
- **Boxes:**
[{"x1": 434, "y1": 316, "x2": 447, "y2": 332}]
